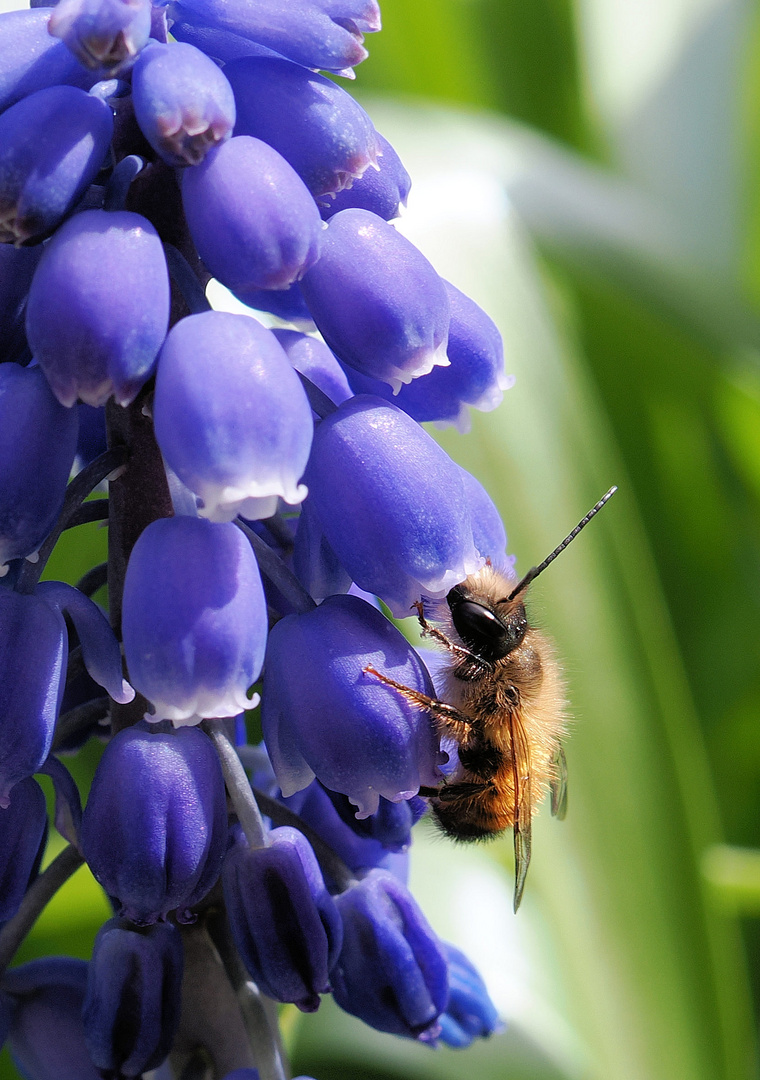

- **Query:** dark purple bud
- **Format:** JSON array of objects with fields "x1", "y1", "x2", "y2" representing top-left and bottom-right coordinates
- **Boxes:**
[
  {"x1": 48, "y1": 0, "x2": 152, "y2": 74},
  {"x1": 183, "y1": 136, "x2": 322, "y2": 294},
  {"x1": 300, "y1": 210, "x2": 450, "y2": 391},
  {"x1": 154, "y1": 312, "x2": 313, "y2": 522},
  {"x1": 0, "y1": 579, "x2": 130, "y2": 807},
  {"x1": 226, "y1": 56, "x2": 379, "y2": 200},
  {"x1": 294, "y1": 397, "x2": 482, "y2": 616},
  {"x1": 320, "y1": 133, "x2": 410, "y2": 222},
  {"x1": 261, "y1": 593, "x2": 443, "y2": 814},
  {"x1": 132, "y1": 41, "x2": 235, "y2": 166},
  {"x1": 26, "y1": 208, "x2": 170, "y2": 406},
  {"x1": 332, "y1": 869, "x2": 448, "y2": 1041},
  {"x1": 342, "y1": 279, "x2": 511, "y2": 430},
  {"x1": 437, "y1": 942, "x2": 502, "y2": 1048},
  {"x1": 4, "y1": 958, "x2": 100, "y2": 1080},
  {"x1": 223, "y1": 825, "x2": 342, "y2": 1011},
  {"x1": 80, "y1": 724, "x2": 227, "y2": 923},
  {"x1": 271, "y1": 329, "x2": 352, "y2": 408},
  {"x1": 121, "y1": 516, "x2": 268, "y2": 723},
  {"x1": 0, "y1": 9, "x2": 99, "y2": 114},
  {"x1": 83, "y1": 918, "x2": 183, "y2": 1076},
  {"x1": 0, "y1": 245, "x2": 40, "y2": 363},
  {"x1": 0, "y1": 777, "x2": 48, "y2": 921},
  {"x1": 0, "y1": 364, "x2": 78, "y2": 576},
  {"x1": 283, "y1": 782, "x2": 422, "y2": 876},
  {"x1": 0, "y1": 85, "x2": 113, "y2": 245},
  {"x1": 174, "y1": 0, "x2": 380, "y2": 75}
]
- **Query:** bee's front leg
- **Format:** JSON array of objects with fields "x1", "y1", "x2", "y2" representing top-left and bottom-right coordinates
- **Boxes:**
[{"x1": 362, "y1": 665, "x2": 474, "y2": 741}]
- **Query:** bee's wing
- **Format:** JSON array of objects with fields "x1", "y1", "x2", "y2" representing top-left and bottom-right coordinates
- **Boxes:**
[
  {"x1": 508, "y1": 710, "x2": 533, "y2": 913},
  {"x1": 550, "y1": 742, "x2": 568, "y2": 820}
]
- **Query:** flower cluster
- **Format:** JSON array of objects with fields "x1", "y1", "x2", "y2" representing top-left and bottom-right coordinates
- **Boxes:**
[{"x1": 0, "y1": 0, "x2": 508, "y2": 1075}]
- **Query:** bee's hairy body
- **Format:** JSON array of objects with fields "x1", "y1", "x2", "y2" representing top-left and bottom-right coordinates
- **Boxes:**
[{"x1": 426, "y1": 566, "x2": 567, "y2": 840}]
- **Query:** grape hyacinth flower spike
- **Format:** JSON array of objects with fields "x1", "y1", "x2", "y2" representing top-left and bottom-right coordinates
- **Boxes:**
[{"x1": 0, "y1": 0, "x2": 523, "y2": 1072}]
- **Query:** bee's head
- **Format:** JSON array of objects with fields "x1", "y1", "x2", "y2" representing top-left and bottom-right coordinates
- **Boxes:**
[{"x1": 446, "y1": 585, "x2": 528, "y2": 662}]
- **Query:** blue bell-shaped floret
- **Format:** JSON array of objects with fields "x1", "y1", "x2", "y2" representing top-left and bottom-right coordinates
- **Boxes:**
[
  {"x1": 154, "y1": 312, "x2": 313, "y2": 523},
  {"x1": 48, "y1": 0, "x2": 152, "y2": 74},
  {"x1": 342, "y1": 279, "x2": 512, "y2": 430},
  {"x1": 121, "y1": 516, "x2": 268, "y2": 724},
  {"x1": 223, "y1": 825, "x2": 342, "y2": 1011},
  {"x1": 331, "y1": 869, "x2": 448, "y2": 1041},
  {"x1": 132, "y1": 41, "x2": 235, "y2": 166},
  {"x1": 261, "y1": 593, "x2": 444, "y2": 815},
  {"x1": 169, "y1": 0, "x2": 379, "y2": 75},
  {"x1": 4, "y1": 958, "x2": 100, "y2": 1080},
  {"x1": 0, "y1": 8, "x2": 99, "y2": 114},
  {"x1": 0, "y1": 84, "x2": 113, "y2": 245},
  {"x1": 0, "y1": 364, "x2": 78, "y2": 576},
  {"x1": 0, "y1": 776, "x2": 48, "y2": 921},
  {"x1": 272, "y1": 329, "x2": 352, "y2": 409},
  {"x1": 80, "y1": 724, "x2": 227, "y2": 924},
  {"x1": 83, "y1": 918, "x2": 183, "y2": 1075},
  {"x1": 25, "y1": 208, "x2": 170, "y2": 407},
  {"x1": 226, "y1": 56, "x2": 379, "y2": 199},
  {"x1": 300, "y1": 209, "x2": 450, "y2": 392},
  {"x1": 436, "y1": 942, "x2": 503, "y2": 1048},
  {"x1": 0, "y1": 581, "x2": 133, "y2": 806},
  {"x1": 293, "y1": 396, "x2": 483, "y2": 616},
  {"x1": 182, "y1": 136, "x2": 323, "y2": 295}
]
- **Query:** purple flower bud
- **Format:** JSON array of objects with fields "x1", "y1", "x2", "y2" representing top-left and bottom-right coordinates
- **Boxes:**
[
  {"x1": 283, "y1": 782, "x2": 423, "y2": 875},
  {"x1": 0, "y1": 245, "x2": 40, "y2": 364},
  {"x1": 437, "y1": 943, "x2": 502, "y2": 1048},
  {"x1": 261, "y1": 593, "x2": 443, "y2": 814},
  {"x1": 294, "y1": 396, "x2": 482, "y2": 616},
  {"x1": 343, "y1": 280, "x2": 511, "y2": 430},
  {"x1": 80, "y1": 724, "x2": 227, "y2": 923},
  {"x1": 0, "y1": 364, "x2": 78, "y2": 575},
  {"x1": 223, "y1": 825, "x2": 342, "y2": 1011},
  {"x1": 169, "y1": 16, "x2": 280, "y2": 64},
  {"x1": 320, "y1": 134, "x2": 410, "y2": 222},
  {"x1": 83, "y1": 918, "x2": 183, "y2": 1075},
  {"x1": 122, "y1": 516, "x2": 267, "y2": 724},
  {"x1": 4, "y1": 958, "x2": 100, "y2": 1080},
  {"x1": 0, "y1": 8, "x2": 98, "y2": 114},
  {"x1": 0, "y1": 777, "x2": 48, "y2": 921},
  {"x1": 183, "y1": 136, "x2": 322, "y2": 294},
  {"x1": 300, "y1": 210, "x2": 450, "y2": 391},
  {"x1": 0, "y1": 85, "x2": 113, "y2": 245},
  {"x1": 332, "y1": 869, "x2": 448, "y2": 1041},
  {"x1": 272, "y1": 329, "x2": 352, "y2": 408},
  {"x1": 25, "y1": 209, "x2": 170, "y2": 407},
  {"x1": 0, "y1": 582, "x2": 132, "y2": 806},
  {"x1": 154, "y1": 312, "x2": 313, "y2": 522},
  {"x1": 48, "y1": 0, "x2": 151, "y2": 74},
  {"x1": 226, "y1": 57, "x2": 380, "y2": 199},
  {"x1": 174, "y1": 0, "x2": 380, "y2": 75},
  {"x1": 132, "y1": 41, "x2": 235, "y2": 166}
]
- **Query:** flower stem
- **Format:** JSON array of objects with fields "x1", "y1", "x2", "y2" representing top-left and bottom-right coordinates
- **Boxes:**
[
  {"x1": 204, "y1": 721, "x2": 269, "y2": 849},
  {"x1": 235, "y1": 520, "x2": 316, "y2": 615},
  {"x1": 0, "y1": 845, "x2": 84, "y2": 977}
]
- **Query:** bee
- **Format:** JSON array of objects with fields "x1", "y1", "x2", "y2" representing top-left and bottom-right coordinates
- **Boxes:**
[{"x1": 364, "y1": 487, "x2": 617, "y2": 911}]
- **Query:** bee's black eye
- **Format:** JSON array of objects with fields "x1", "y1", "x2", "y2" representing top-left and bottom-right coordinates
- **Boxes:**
[{"x1": 447, "y1": 597, "x2": 527, "y2": 661}]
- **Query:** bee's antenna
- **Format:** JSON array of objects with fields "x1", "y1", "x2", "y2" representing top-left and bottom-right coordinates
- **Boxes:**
[{"x1": 507, "y1": 486, "x2": 617, "y2": 601}]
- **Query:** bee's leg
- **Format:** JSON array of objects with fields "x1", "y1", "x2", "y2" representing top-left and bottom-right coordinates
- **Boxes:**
[
  {"x1": 412, "y1": 601, "x2": 494, "y2": 675},
  {"x1": 362, "y1": 665, "x2": 474, "y2": 740},
  {"x1": 420, "y1": 780, "x2": 494, "y2": 802}
]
